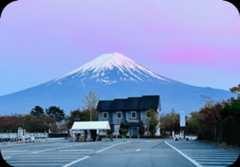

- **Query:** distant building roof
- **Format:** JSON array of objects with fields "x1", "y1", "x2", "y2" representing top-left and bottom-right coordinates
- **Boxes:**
[
  {"x1": 71, "y1": 121, "x2": 110, "y2": 130},
  {"x1": 97, "y1": 95, "x2": 160, "y2": 112}
]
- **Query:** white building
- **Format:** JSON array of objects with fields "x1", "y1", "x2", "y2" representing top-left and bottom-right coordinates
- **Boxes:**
[{"x1": 70, "y1": 121, "x2": 110, "y2": 141}]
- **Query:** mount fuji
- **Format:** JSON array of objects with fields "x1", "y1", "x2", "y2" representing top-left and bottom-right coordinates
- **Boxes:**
[{"x1": 0, "y1": 53, "x2": 233, "y2": 115}]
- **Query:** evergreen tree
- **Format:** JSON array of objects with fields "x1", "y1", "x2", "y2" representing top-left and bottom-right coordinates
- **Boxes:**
[
  {"x1": 147, "y1": 109, "x2": 159, "y2": 137},
  {"x1": 46, "y1": 106, "x2": 65, "y2": 122},
  {"x1": 30, "y1": 106, "x2": 45, "y2": 117},
  {"x1": 119, "y1": 121, "x2": 129, "y2": 137}
]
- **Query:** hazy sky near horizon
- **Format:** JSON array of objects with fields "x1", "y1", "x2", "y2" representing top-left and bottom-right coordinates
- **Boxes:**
[{"x1": 0, "y1": 0, "x2": 240, "y2": 96}]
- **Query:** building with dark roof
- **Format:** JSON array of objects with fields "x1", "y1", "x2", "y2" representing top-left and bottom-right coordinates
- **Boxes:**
[{"x1": 97, "y1": 95, "x2": 160, "y2": 137}]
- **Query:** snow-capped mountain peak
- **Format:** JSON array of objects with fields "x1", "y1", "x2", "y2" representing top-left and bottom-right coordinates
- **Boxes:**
[
  {"x1": 61, "y1": 52, "x2": 167, "y2": 82},
  {"x1": 0, "y1": 53, "x2": 233, "y2": 115},
  {"x1": 69, "y1": 52, "x2": 144, "y2": 73},
  {"x1": 81, "y1": 52, "x2": 137, "y2": 71}
]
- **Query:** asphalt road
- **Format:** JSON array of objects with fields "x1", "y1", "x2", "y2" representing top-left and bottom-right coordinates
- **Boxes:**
[{"x1": 1, "y1": 139, "x2": 239, "y2": 167}]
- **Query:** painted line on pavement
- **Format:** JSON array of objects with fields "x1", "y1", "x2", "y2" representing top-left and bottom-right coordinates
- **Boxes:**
[
  {"x1": 3, "y1": 156, "x2": 11, "y2": 160},
  {"x1": 164, "y1": 141, "x2": 203, "y2": 167},
  {"x1": 60, "y1": 149, "x2": 94, "y2": 152},
  {"x1": 95, "y1": 142, "x2": 129, "y2": 154},
  {"x1": 63, "y1": 141, "x2": 129, "y2": 167},
  {"x1": 10, "y1": 163, "x2": 64, "y2": 166},
  {"x1": 62, "y1": 156, "x2": 90, "y2": 167},
  {"x1": 3, "y1": 150, "x2": 27, "y2": 153},
  {"x1": 32, "y1": 145, "x2": 74, "y2": 154}
]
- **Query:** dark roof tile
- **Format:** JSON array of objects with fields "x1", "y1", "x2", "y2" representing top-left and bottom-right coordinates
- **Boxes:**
[{"x1": 97, "y1": 95, "x2": 160, "y2": 112}]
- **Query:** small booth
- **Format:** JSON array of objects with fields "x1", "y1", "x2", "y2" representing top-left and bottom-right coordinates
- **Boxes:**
[{"x1": 70, "y1": 121, "x2": 111, "y2": 142}]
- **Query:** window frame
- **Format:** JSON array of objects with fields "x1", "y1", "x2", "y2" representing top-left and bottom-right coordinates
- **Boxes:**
[
  {"x1": 116, "y1": 112, "x2": 122, "y2": 119},
  {"x1": 131, "y1": 111, "x2": 137, "y2": 119},
  {"x1": 103, "y1": 112, "x2": 109, "y2": 119}
]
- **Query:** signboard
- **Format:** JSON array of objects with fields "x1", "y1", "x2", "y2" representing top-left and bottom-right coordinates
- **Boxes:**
[
  {"x1": 180, "y1": 112, "x2": 186, "y2": 128},
  {"x1": 17, "y1": 127, "x2": 24, "y2": 138}
]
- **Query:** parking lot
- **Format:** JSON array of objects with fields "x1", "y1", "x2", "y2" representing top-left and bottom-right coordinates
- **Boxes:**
[{"x1": 1, "y1": 138, "x2": 239, "y2": 167}]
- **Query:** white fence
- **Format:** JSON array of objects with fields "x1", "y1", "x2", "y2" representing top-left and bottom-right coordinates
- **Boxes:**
[{"x1": 0, "y1": 133, "x2": 48, "y2": 142}]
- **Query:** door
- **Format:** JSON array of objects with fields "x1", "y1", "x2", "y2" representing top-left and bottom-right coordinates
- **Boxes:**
[{"x1": 129, "y1": 127, "x2": 138, "y2": 138}]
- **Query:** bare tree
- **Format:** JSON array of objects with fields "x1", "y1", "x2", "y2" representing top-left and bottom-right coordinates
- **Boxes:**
[{"x1": 83, "y1": 91, "x2": 98, "y2": 121}]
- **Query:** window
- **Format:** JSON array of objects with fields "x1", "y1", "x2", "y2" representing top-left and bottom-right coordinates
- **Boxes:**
[
  {"x1": 117, "y1": 112, "x2": 122, "y2": 118},
  {"x1": 103, "y1": 112, "x2": 108, "y2": 119},
  {"x1": 131, "y1": 111, "x2": 137, "y2": 119}
]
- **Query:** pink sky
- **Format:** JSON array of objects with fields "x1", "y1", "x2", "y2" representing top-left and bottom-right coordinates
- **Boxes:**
[{"x1": 0, "y1": 0, "x2": 240, "y2": 95}]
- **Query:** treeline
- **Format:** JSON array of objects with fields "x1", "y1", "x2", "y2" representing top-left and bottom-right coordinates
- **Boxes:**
[
  {"x1": 0, "y1": 106, "x2": 64, "y2": 133},
  {"x1": 158, "y1": 84, "x2": 240, "y2": 146},
  {"x1": 186, "y1": 98, "x2": 240, "y2": 145},
  {"x1": 0, "y1": 107, "x2": 97, "y2": 133},
  {"x1": 160, "y1": 112, "x2": 180, "y2": 136},
  {"x1": 186, "y1": 84, "x2": 240, "y2": 146},
  {"x1": 0, "y1": 92, "x2": 98, "y2": 133},
  {"x1": 67, "y1": 109, "x2": 97, "y2": 128}
]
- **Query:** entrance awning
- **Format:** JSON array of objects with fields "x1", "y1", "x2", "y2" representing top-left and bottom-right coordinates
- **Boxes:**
[{"x1": 71, "y1": 121, "x2": 110, "y2": 131}]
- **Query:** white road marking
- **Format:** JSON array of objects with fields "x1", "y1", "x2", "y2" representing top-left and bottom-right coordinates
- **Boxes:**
[
  {"x1": 9, "y1": 160, "x2": 69, "y2": 163},
  {"x1": 32, "y1": 145, "x2": 74, "y2": 154},
  {"x1": 136, "y1": 148, "x2": 141, "y2": 152},
  {"x1": 10, "y1": 163, "x2": 64, "y2": 166},
  {"x1": 164, "y1": 141, "x2": 203, "y2": 167},
  {"x1": 3, "y1": 156, "x2": 11, "y2": 160},
  {"x1": 200, "y1": 161, "x2": 233, "y2": 165},
  {"x1": 60, "y1": 149, "x2": 94, "y2": 152},
  {"x1": 95, "y1": 142, "x2": 129, "y2": 154},
  {"x1": 11, "y1": 155, "x2": 79, "y2": 162},
  {"x1": 193, "y1": 158, "x2": 235, "y2": 162},
  {"x1": 192, "y1": 157, "x2": 238, "y2": 161},
  {"x1": 203, "y1": 166, "x2": 225, "y2": 167},
  {"x1": 3, "y1": 150, "x2": 27, "y2": 153},
  {"x1": 62, "y1": 141, "x2": 129, "y2": 167},
  {"x1": 62, "y1": 156, "x2": 90, "y2": 167}
]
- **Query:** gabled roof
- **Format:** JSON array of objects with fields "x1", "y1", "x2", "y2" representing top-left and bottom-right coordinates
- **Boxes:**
[{"x1": 97, "y1": 95, "x2": 160, "y2": 112}]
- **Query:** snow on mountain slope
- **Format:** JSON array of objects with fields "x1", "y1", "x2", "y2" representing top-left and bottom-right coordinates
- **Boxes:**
[
  {"x1": 0, "y1": 53, "x2": 234, "y2": 115},
  {"x1": 55, "y1": 53, "x2": 168, "y2": 83}
]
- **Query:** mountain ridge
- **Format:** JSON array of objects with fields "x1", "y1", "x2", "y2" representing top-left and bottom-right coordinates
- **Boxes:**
[{"x1": 0, "y1": 53, "x2": 233, "y2": 115}]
